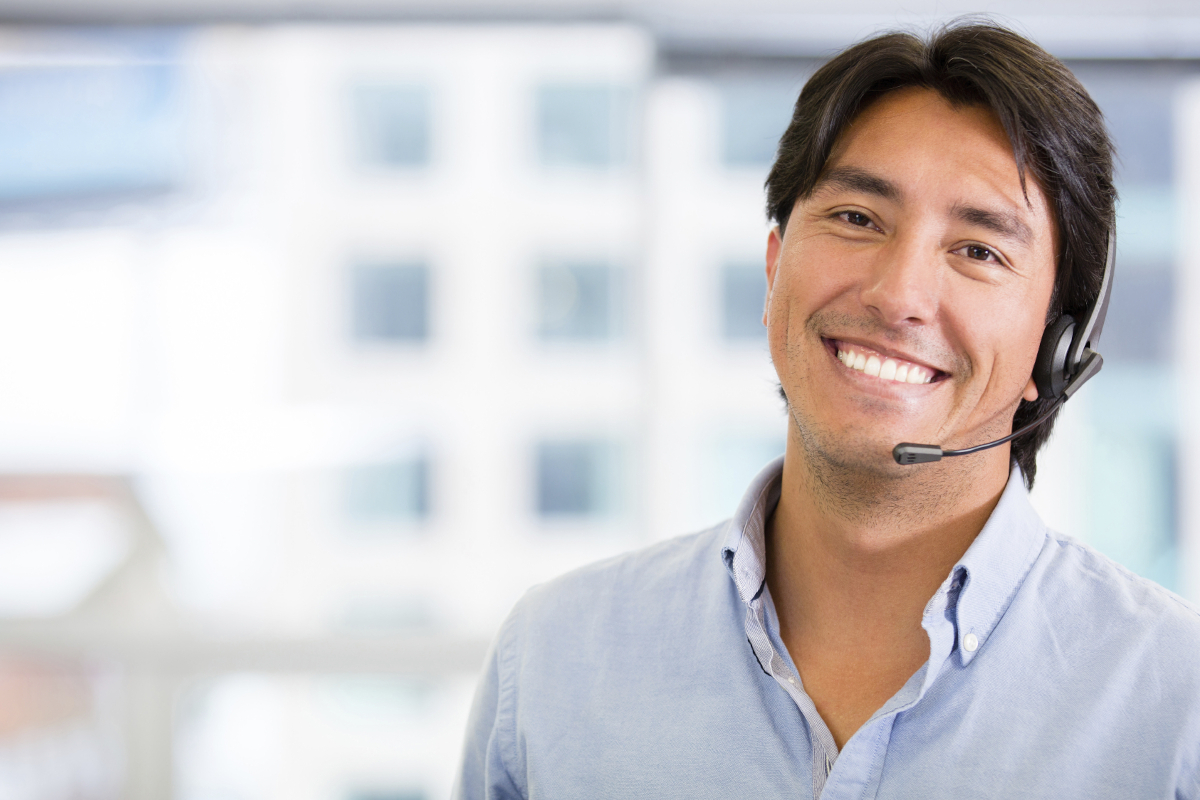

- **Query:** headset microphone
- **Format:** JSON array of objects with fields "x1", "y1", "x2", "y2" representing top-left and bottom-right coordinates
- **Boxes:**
[{"x1": 893, "y1": 228, "x2": 1115, "y2": 466}]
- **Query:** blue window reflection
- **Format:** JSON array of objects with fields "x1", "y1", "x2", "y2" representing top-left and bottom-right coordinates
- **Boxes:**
[
  {"x1": 351, "y1": 262, "x2": 430, "y2": 343},
  {"x1": 0, "y1": 56, "x2": 185, "y2": 203},
  {"x1": 1060, "y1": 61, "x2": 1186, "y2": 591},
  {"x1": 536, "y1": 84, "x2": 631, "y2": 168},
  {"x1": 537, "y1": 261, "x2": 620, "y2": 341},
  {"x1": 347, "y1": 791, "x2": 427, "y2": 800},
  {"x1": 704, "y1": 435, "x2": 785, "y2": 523},
  {"x1": 1098, "y1": 268, "x2": 1174, "y2": 363},
  {"x1": 719, "y1": 79, "x2": 796, "y2": 167},
  {"x1": 343, "y1": 457, "x2": 430, "y2": 523},
  {"x1": 351, "y1": 84, "x2": 431, "y2": 168},
  {"x1": 536, "y1": 440, "x2": 620, "y2": 518},
  {"x1": 720, "y1": 262, "x2": 766, "y2": 341}
]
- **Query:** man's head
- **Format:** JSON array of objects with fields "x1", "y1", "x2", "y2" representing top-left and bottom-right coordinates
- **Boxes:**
[{"x1": 764, "y1": 21, "x2": 1116, "y2": 488}]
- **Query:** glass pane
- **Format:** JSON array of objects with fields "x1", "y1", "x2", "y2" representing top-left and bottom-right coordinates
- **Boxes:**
[
  {"x1": 1095, "y1": 267, "x2": 1173, "y2": 363},
  {"x1": 352, "y1": 84, "x2": 431, "y2": 168},
  {"x1": 1079, "y1": 363, "x2": 1178, "y2": 590},
  {"x1": 1116, "y1": 185, "x2": 1175, "y2": 265},
  {"x1": 352, "y1": 263, "x2": 429, "y2": 342},
  {"x1": 720, "y1": 262, "x2": 766, "y2": 340},
  {"x1": 536, "y1": 84, "x2": 630, "y2": 168},
  {"x1": 1088, "y1": 431, "x2": 1177, "y2": 591},
  {"x1": 719, "y1": 80, "x2": 795, "y2": 167},
  {"x1": 703, "y1": 435, "x2": 786, "y2": 523},
  {"x1": 343, "y1": 458, "x2": 430, "y2": 522},
  {"x1": 535, "y1": 440, "x2": 620, "y2": 518},
  {"x1": 1050, "y1": 60, "x2": 1188, "y2": 592},
  {"x1": 0, "y1": 59, "x2": 185, "y2": 203},
  {"x1": 1076, "y1": 71, "x2": 1174, "y2": 185},
  {"x1": 537, "y1": 262, "x2": 618, "y2": 341}
]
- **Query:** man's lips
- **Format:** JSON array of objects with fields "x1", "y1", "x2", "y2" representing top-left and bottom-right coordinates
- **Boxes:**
[{"x1": 824, "y1": 338, "x2": 949, "y2": 385}]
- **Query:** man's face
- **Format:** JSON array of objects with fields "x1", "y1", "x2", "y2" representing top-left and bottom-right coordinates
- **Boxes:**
[{"x1": 765, "y1": 87, "x2": 1057, "y2": 472}]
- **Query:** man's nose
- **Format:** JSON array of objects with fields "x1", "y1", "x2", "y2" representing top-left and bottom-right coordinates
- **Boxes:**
[{"x1": 858, "y1": 234, "x2": 940, "y2": 327}]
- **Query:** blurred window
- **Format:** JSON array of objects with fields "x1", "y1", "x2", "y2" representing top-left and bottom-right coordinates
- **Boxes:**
[
  {"x1": 1077, "y1": 75, "x2": 1174, "y2": 185},
  {"x1": 536, "y1": 84, "x2": 631, "y2": 168},
  {"x1": 1095, "y1": 268, "x2": 1174, "y2": 363},
  {"x1": 343, "y1": 457, "x2": 430, "y2": 522},
  {"x1": 351, "y1": 84, "x2": 431, "y2": 168},
  {"x1": 351, "y1": 262, "x2": 429, "y2": 342},
  {"x1": 720, "y1": 262, "x2": 766, "y2": 340},
  {"x1": 703, "y1": 435, "x2": 786, "y2": 522},
  {"x1": 719, "y1": 79, "x2": 795, "y2": 167},
  {"x1": 1056, "y1": 60, "x2": 1199, "y2": 593},
  {"x1": 0, "y1": 60, "x2": 185, "y2": 203},
  {"x1": 536, "y1": 440, "x2": 619, "y2": 518},
  {"x1": 1115, "y1": 185, "x2": 1175, "y2": 266},
  {"x1": 537, "y1": 262, "x2": 621, "y2": 341},
  {"x1": 1087, "y1": 429, "x2": 1177, "y2": 590},
  {"x1": 347, "y1": 790, "x2": 426, "y2": 800}
]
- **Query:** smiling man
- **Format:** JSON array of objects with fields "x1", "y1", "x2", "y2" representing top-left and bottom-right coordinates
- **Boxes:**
[{"x1": 455, "y1": 22, "x2": 1200, "y2": 800}]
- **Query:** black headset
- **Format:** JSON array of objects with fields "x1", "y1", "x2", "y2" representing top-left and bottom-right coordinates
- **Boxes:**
[
  {"x1": 893, "y1": 228, "x2": 1115, "y2": 465},
  {"x1": 1032, "y1": 229, "x2": 1115, "y2": 401}
]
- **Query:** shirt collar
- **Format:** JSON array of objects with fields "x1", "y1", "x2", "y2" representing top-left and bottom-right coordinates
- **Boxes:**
[
  {"x1": 721, "y1": 459, "x2": 1047, "y2": 668},
  {"x1": 945, "y1": 464, "x2": 1048, "y2": 666},
  {"x1": 721, "y1": 456, "x2": 784, "y2": 604}
]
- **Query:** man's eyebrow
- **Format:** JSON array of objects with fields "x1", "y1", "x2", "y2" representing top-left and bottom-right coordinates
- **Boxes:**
[
  {"x1": 812, "y1": 166, "x2": 902, "y2": 202},
  {"x1": 951, "y1": 203, "x2": 1033, "y2": 246}
]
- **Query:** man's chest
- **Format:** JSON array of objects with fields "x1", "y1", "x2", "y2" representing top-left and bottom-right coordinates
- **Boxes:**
[{"x1": 515, "y1": 646, "x2": 1188, "y2": 800}]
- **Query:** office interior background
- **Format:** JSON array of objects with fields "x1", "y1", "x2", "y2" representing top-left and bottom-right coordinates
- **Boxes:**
[{"x1": 0, "y1": 0, "x2": 1198, "y2": 797}]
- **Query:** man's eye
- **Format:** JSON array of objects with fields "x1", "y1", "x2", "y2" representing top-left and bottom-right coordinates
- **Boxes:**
[
  {"x1": 839, "y1": 211, "x2": 874, "y2": 227},
  {"x1": 964, "y1": 244, "x2": 997, "y2": 261}
]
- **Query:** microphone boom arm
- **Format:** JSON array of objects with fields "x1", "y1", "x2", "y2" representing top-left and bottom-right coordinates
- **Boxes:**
[{"x1": 892, "y1": 349, "x2": 1102, "y2": 465}]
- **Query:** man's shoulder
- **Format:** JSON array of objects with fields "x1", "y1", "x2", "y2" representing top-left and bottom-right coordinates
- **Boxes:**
[
  {"x1": 504, "y1": 522, "x2": 736, "y2": 648},
  {"x1": 1032, "y1": 528, "x2": 1200, "y2": 650},
  {"x1": 525, "y1": 523, "x2": 729, "y2": 606}
]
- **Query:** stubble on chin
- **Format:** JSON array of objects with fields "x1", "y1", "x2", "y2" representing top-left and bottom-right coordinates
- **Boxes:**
[{"x1": 786, "y1": 400, "x2": 969, "y2": 526}]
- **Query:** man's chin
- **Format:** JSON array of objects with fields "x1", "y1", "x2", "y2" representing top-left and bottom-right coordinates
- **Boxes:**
[{"x1": 790, "y1": 419, "x2": 919, "y2": 480}]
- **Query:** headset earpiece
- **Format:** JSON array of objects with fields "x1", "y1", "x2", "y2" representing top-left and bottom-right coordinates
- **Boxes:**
[
  {"x1": 1033, "y1": 314, "x2": 1077, "y2": 400},
  {"x1": 1032, "y1": 229, "x2": 1116, "y2": 402}
]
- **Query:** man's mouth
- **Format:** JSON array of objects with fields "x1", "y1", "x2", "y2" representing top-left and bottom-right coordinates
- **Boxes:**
[{"x1": 828, "y1": 339, "x2": 946, "y2": 385}]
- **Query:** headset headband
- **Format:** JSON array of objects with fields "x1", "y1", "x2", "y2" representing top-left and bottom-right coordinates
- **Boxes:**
[{"x1": 1068, "y1": 227, "x2": 1115, "y2": 369}]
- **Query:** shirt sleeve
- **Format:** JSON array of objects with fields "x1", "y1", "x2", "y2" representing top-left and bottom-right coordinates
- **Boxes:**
[{"x1": 452, "y1": 607, "x2": 526, "y2": 800}]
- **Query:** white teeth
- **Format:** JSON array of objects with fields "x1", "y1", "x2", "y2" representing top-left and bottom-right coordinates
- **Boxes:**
[{"x1": 835, "y1": 345, "x2": 935, "y2": 385}]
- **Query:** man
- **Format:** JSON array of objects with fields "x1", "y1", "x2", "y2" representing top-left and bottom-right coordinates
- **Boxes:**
[{"x1": 456, "y1": 21, "x2": 1200, "y2": 799}]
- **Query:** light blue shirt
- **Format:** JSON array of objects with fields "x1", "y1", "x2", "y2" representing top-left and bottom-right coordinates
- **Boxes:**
[{"x1": 455, "y1": 457, "x2": 1200, "y2": 798}]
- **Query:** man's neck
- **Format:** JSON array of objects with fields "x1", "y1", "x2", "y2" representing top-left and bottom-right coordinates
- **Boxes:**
[{"x1": 764, "y1": 432, "x2": 1010, "y2": 748}]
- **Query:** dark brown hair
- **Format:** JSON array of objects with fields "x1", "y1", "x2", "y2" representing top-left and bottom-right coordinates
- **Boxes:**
[{"x1": 766, "y1": 20, "x2": 1116, "y2": 487}]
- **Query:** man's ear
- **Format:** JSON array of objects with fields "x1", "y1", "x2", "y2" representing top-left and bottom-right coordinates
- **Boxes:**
[
  {"x1": 1022, "y1": 375, "x2": 1039, "y2": 403},
  {"x1": 764, "y1": 225, "x2": 783, "y2": 327}
]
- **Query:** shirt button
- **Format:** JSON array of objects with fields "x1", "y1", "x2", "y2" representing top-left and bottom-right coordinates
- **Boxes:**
[
  {"x1": 964, "y1": 633, "x2": 979, "y2": 652},
  {"x1": 788, "y1": 677, "x2": 797, "y2": 685}
]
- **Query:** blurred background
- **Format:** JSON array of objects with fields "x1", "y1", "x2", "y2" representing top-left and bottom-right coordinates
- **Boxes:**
[{"x1": 0, "y1": 0, "x2": 1198, "y2": 798}]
